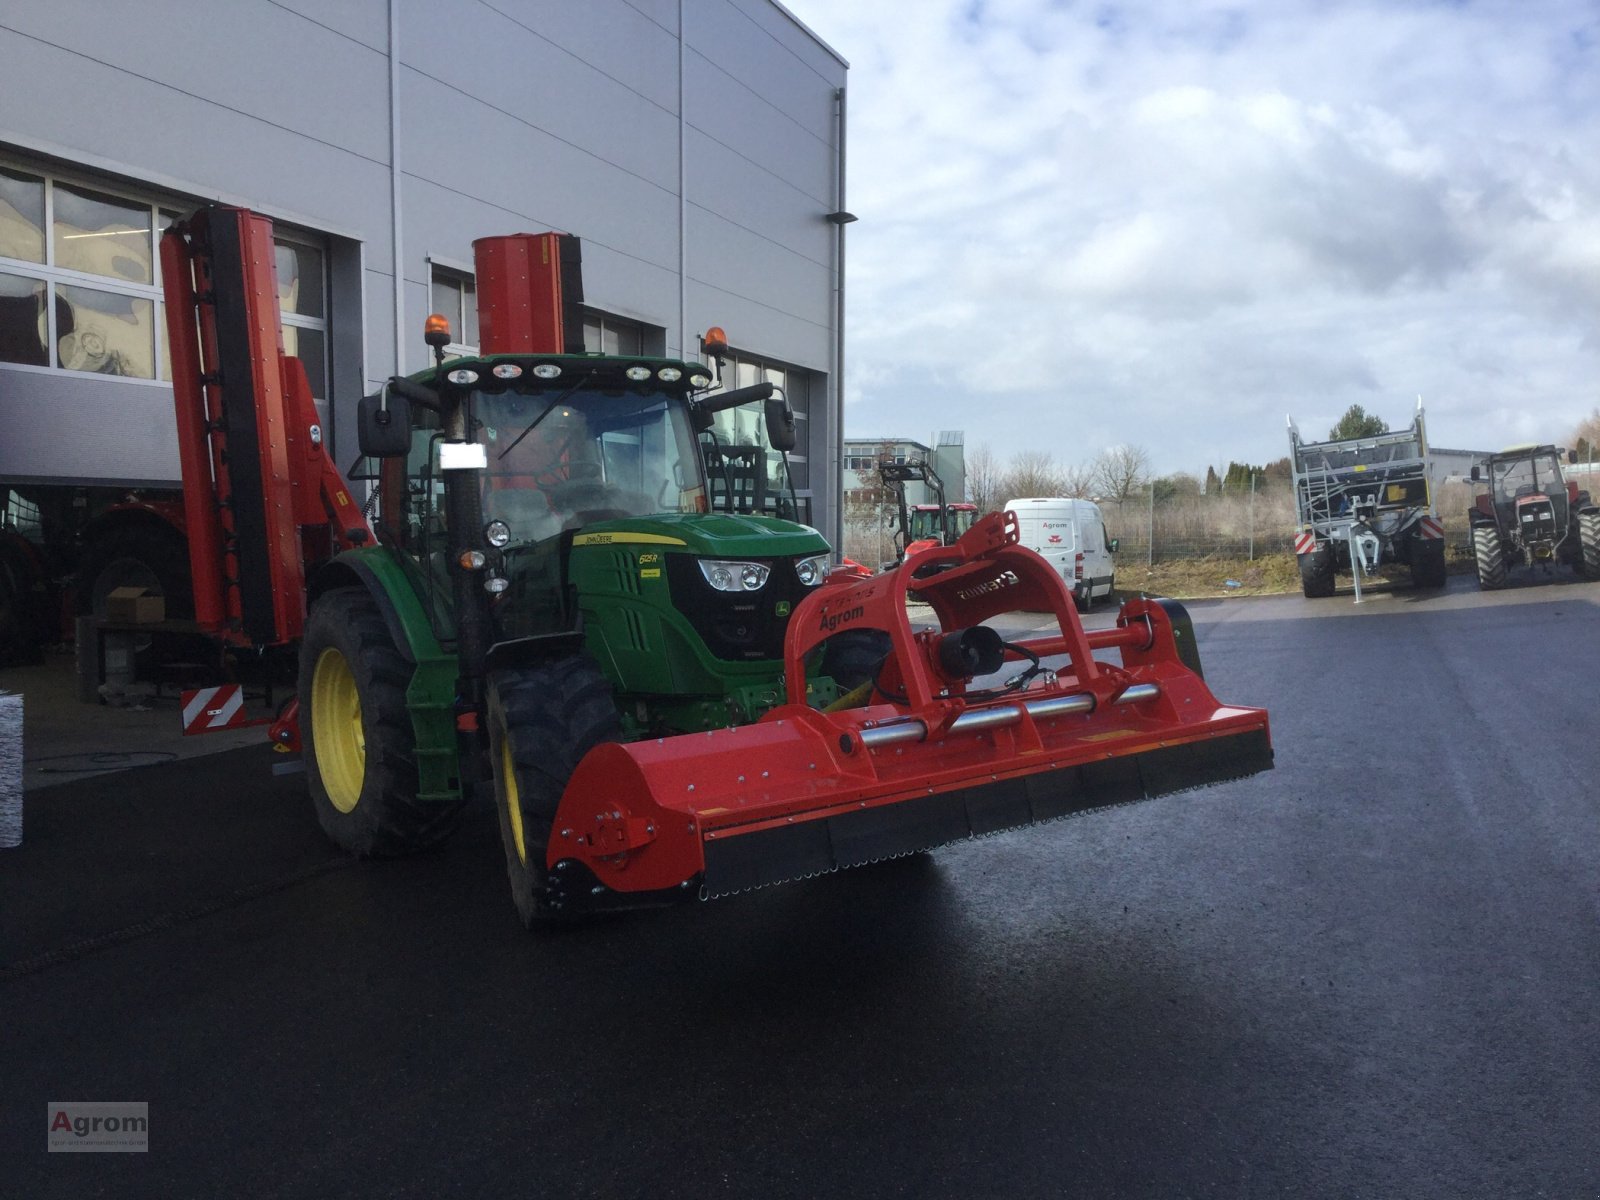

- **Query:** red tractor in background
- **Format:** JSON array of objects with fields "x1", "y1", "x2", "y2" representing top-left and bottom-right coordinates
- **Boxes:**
[{"x1": 1467, "y1": 445, "x2": 1600, "y2": 589}]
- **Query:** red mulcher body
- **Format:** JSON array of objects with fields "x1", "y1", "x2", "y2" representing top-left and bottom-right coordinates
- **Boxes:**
[{"x1": 551, "y1": 511, "x2": 1271, "y2": 903}]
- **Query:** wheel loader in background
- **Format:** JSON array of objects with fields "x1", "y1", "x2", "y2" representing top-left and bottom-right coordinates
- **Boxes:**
[
  {"x1": 1467, "y1": 446, "x2": 1600, "y2": 589},
  {"x1": 161, "y1": 205, "x2": 1272, "y2": 926},
  {"x1": 878, "y1": 458, "x2": 976, "y2": 568}
]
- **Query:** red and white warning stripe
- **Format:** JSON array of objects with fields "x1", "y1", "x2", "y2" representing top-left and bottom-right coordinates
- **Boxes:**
[
  {"x1": 1294, "y1": 532, "x2": 1318, "y2": 556},
  {"x1": 1419, "y1": 515, "x2": 1444, "y2": 540},
  {"x1": 181, "y1": 685, "x2": 248, "y2": 735}
]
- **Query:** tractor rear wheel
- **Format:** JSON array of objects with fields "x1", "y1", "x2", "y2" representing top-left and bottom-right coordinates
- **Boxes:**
[
  {"x1": 488, "y1": 655, "x2": 621, "y2": 927},
  {"x1": 1472, "y1": 525, "x2": 1508, "y2": 590},
  {"x1": 299, "y1": 587, "x2": 462, "y2": 856},
  {"x1": 1410, "y1": 536, "x2": 1447, "y2": 589},
  {"x1": 1298, "y1": 549, "x2": 1335, "y2": 598},
  {"x1": 1578, "y1": 511, "x2": 1600, "y2": 579}
]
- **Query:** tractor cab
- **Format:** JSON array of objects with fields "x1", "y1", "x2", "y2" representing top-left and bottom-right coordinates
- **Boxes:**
[{"x1": 1472, "y1": 447, "x2": 1575, "y2": 555}]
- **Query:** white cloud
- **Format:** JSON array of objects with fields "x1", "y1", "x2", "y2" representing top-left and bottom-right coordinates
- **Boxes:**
[{"x1": 800, "y1": 0, "x2": 1600, "y2": 475}]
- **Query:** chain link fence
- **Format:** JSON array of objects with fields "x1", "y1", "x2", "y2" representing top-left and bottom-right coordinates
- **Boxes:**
[
  {"x1": 842, "y1": 474, "x2": 1575, "y2": 567},
  {"x1": 1100, "y1": 489, "x2": 1299, "y2": 563}
]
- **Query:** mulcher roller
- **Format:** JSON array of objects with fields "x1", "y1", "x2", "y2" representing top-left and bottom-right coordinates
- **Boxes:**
[{"x1": 546, "y1": 512, "x2": 1272, "y2": 909}]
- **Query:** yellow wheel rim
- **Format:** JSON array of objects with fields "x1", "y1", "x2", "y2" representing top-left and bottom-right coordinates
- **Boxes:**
[
  {"x1": 312, "y1": 647, "x2": 364, "y2": 814},
  {"x1": 502, "y1": 736, "x2": 528, "y2": 865}
]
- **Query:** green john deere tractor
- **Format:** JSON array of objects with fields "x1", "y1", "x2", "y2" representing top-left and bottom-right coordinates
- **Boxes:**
[{"x1": 313, "y1": 334, "x2": 848, "y2": 921}]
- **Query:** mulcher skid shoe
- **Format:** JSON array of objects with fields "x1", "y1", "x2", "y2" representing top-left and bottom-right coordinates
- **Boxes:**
[{"x1": 547, "y1": 511, "x2": 1272, "y2": 910}]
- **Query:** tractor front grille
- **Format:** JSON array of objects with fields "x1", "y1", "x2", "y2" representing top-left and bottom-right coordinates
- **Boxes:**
[
  {"x1": 666, "y1": 556, "x2": 811, "y2": 662},
  {"x1": 1516, "y1": 496, "x2": 1558, "y2": 542}
]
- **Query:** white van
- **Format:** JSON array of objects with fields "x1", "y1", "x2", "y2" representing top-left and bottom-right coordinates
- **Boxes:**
[{"x1": 1004, "y1": 497, "x2": 1119, "y2": 610}]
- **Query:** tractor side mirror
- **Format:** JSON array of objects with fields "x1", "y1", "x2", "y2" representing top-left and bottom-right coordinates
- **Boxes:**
[
  {"x1": 691, "y1": 381, "x2": 776, "y2": 434},
  {"x1": 1470, "y1": 465, "x2": 1481, "y2": 482},
  {"x1": 1108, "y1": 538, "x2": 1120, "y2": 553},
  {"x1": 358, "y1": 385, "x2": 411, "y2": 458},
  {"x1": 764, "y1": 396, "x2": 797, "y2": 453},
  {"x1": 1568, "y1": 449, "x2": 1578, "y2": 465}
]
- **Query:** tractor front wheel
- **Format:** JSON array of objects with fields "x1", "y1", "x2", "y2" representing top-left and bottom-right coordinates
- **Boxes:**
[
  {"x1": 299, "y1": 587, "x2": 462, "y2": 856},
  {"x1": 1577, "y1": 511, "x2": 1600, "y2": 579},
  {"x1": 488, "y1": 655, "x2": 621, "y2": 927},
  {"x1": 1472, "y1": 525, "x2": 1508, "y2": 591}
]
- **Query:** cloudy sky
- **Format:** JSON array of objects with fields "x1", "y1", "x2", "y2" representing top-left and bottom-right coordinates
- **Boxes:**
[{"x1": 795, "y1": 0, "x2": 1600, "y2": 477}]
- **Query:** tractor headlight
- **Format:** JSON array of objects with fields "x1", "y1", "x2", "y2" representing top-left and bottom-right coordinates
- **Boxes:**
[
  {"x1": 446, "y1": 368, "x2": 479, "y2": 386},
  {"x1": 699, "y1": 559, "x2": 770, "y2": 592},
  {"x1": 795, "y1": 553, "x2": 830, "y2": 587},
  {"x1": 657, "y1": 366, "x2": 682, "y2": 382},
  {"x1": 484, "y1": 520, "x2": 512, "y2": 548},
  {"x1": 484, "y1": 575, "x2": 510, "y2": 595}
]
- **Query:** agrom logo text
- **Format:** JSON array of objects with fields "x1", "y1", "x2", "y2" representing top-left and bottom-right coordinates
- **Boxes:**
[{"x1": 47, "y1": 1102, "x2": 148, "y2": 1153}]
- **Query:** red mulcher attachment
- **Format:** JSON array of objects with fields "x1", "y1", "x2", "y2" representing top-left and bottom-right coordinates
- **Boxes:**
[{"x1": 547, "y1": 512, "x2": 1272, "y2": 909}]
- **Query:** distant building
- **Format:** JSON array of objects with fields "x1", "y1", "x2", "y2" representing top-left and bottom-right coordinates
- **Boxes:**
[
  {"x1": 1430, "y1": 447, "x2": 1491, "y2": 485},
  {"x1": 843, "y1": 431, "x2": 966, "y2": 503}
]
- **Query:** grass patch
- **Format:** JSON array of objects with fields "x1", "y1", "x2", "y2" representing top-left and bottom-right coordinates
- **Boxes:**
[{"x1": 1118, "y1": 545, "x2": 1478, "y2": 600}]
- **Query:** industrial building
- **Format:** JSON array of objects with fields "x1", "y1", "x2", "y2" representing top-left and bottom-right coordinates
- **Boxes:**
[{"x1": 0, "y1": 0, "x2": 851, "y2": 580}]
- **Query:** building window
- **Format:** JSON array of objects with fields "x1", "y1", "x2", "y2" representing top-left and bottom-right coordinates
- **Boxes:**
[
  {"x1": 582, "y1": 310, "x2": 645, "y2": 356},
  {"x1": 429, "y1": 266, "x2": 478, "y2": 356},
  {"x1": 701, "y1": 346, "x2": 816, "y2": 509},
  {"x1": 0, "y1": 159, "x2": 328, "y2": 395}
]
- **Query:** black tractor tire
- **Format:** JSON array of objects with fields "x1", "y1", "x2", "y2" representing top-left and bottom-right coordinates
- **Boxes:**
[
  {"x1": 1409, "y1": 536, "x2": 1448, "y2": 589},
  {"x1": 1472, "y1": 525, "x2": 1508, "y2": 591},
  {"x1": 0, "y1": 540, "x2": 49, "y2": 666},
  {"x1": 299, "y1": 587, "x2": 462, "y2": 856},
  {"x1": 74, "y1": 523, "x2": 194, "y2": 620},
  {"x1": 487, "y1": 655, "x2": 622, "y2": 927},
  {"x1": 1578, "y1": 510, "x2": 1600, "y2": 578},
  {"x1": 1298, "y1": 549, "x2": 1336, "y2": 598},
  {"x1": 820, "y1": 628, "x2": 894, "y2": 692}
]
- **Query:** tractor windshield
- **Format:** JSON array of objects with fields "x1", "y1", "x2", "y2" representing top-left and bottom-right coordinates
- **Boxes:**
[
  {"x1": 477, "y1": 386, "x2": 705, "y2": 546},
  {"x1": 908, "y1": 507, "x2": 942, "y2": 542},
  {"x1": 948, "y1": 507, "x2": 977, "y2": 538},
  {"x1": 1484, "y1": 454, "x2": 1561, "y2": 505}
]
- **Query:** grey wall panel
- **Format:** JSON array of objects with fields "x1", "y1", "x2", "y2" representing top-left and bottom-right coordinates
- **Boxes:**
[
  {"x1": 271, "y1": 0, "x2": 389, "y2": 53},
  {"x1": 0, "y1": 0, "x2": 393, "y2": 165},
  {"x1": 0, "y1": 369, "x2": 179, "y2": 485},
  {"x1": 683, "y1": 57, "x2": 835, "y2": 206},
  {"x1": 0, "y1": 34, "x2": 394, "y2": 275},
  {"x1": 396, "y1": 179, "x2": 681, "y2": 354},
  {"x1": 725, "y1": 0, "x2": 850, "y2": 80},
  {"x1": 684, "y1": 127, "x2": 833, "y2": 268},
  {"x1": 399, "y1": 77, "x2": 680, "y2": 270},
  {"x1": 688, "y1": 0, "x2": 841, "y2": 145},
  {"x1": 404, "y1": 0, "x2": 684, "y2": 118},
  {"x1": 686, "y1": 207, "x2": 830, "y2": 358}
]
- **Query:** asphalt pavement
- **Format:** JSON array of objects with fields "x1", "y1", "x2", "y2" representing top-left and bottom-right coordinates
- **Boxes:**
[{"x1": 4, "y1": 573, "x2": 1598, "y2": 1198}]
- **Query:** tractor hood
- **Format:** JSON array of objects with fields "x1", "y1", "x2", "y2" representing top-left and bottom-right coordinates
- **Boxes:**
[{"x1": 571, "y1": 512, "x2": 829, "y2": 559}]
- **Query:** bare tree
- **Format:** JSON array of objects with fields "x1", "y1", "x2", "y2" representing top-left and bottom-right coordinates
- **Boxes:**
[
  {"x1": 839, "y1": 439, "x2": 899, "y2": 566},
  {"x1": 1058, "y1": 458, "x2": 1098, "y2": 497},
  {"x1": 1571, "y1": 405, "x2": 1600, "y2": 460},
  {"x1": 1000, "y1": 450, "x2": 1063, "y2": 502},
  {"x1": 965, "y1": 442, "x2": 1003, "y2": 514},
  {"x1": 1091, "y1": 444, "x2": 1151, "y2": 502}
]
